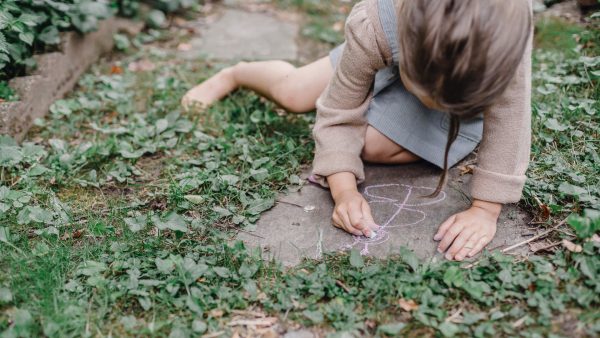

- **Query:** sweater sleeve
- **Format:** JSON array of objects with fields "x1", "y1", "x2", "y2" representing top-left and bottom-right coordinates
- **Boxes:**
[
  {"x1": 311, "y1": 0, "x2": 392, "y2": 187},
  {"x1": 470, "y1": 24, "x2": 533, "y2": 203}
]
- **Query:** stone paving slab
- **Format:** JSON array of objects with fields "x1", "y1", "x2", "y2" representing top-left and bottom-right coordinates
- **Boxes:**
[
  {"x1": 181, "y1": 9, "x2": 299, "y2": 61},
  {"x1": 239, "y1": 163, "x2": 530, "y2": 266}
]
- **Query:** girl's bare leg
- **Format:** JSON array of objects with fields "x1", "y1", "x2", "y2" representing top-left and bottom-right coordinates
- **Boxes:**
[
  {"x1": 182, "y1": 57, "x2": 333, "y2": 113},
  {"x1": 361, "y1": 126, "x2": 422, "y2": 164}
]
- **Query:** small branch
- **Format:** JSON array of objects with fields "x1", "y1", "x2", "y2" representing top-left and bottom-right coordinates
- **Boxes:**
[
  {"x1": 531, "y1": 241, "x2": 561, "y2": 253},
  {"x1": 276, "y1": 200, "x2": 304, "y2": 208},
  {"x1": 501, "y1": 219, "x2": 565, "y2": 254},
  {"x1": 336, "y1": 280, "x2": 351, "y2": 293},
  {"x1": 445, "y1": 306, "x2": 464, "y2": 323},
  {"x1": 464, "y1": 218, "x2": 567, "y2": 269}
]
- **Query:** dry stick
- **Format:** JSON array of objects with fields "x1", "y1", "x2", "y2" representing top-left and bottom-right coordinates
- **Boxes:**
[
  {"x1": 531, "y1": 241, "x2": 562, "y2": 253},
  {"x1": 276, "y1": 200, "x2": 304, "y2": 208},
  {"x1": 500, "y1": 219, "x2": 566, "y2": 254},
  {"x1": 463, "y1": 219, "x2": 566, "y2": 269}
]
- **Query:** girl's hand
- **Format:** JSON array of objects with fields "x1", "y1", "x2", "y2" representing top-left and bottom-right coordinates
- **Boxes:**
[
  {"x1": 332, "y1": 189, "x2": 380, "y2": 237},
  {"x1": 434, "y1": 200, "x2": 501, "y2": 261}
]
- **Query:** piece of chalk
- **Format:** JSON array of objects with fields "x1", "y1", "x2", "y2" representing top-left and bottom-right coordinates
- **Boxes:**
[{"x1": 367, "y1": 231, "x2": 377, "y2": 239}]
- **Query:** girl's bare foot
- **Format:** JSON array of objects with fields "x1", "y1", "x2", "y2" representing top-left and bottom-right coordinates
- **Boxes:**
[{"x1": 181, "y1": 67, "x2": 238, "y2": 111}]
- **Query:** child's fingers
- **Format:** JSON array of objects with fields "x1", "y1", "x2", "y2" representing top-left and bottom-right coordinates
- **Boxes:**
[
  {"x1": 454, "y1": 233, "x2": 481, "y2": 261},
  {"x1": 360, "y1": 201, "x2": 380, "y2": 231},
  {"x1": 434, "y1": 215, "x2": 456, "y2": 241},
  {"x1": 348, "y1": 205, "x2": 373, "y2": 237},
  {"x1": 445, "y1": 228, "x2": 476, "y2": 260},
  {"x1": 437, "y1": 221, "x2": 464, "y2": 253},
  {"x1": 337, "y1": 208, "x2": 363, "y2": 236},
  {"x1": 467, "y1": 236, "x2": 490, "y2": 258}
]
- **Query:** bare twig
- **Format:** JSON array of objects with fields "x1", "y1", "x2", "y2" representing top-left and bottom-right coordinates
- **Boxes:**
[
  {"x1": 530, "y1": 241, "x2": 561, "y2": 253},
  {"x1": 500, "y1": 219, "x2": 565, "y2": 254},
  {"x1": 276, "y1": 200, "x2": 304, "y2": 208},
  {"x1": 463, "y1": 218, "x2": 567, "y2": 269},
  {"x1": 445, "y1": 306, "x2": 464, "y2": 323},
  {"x1": 336, "y1": 279, "x2": 351, "y2": 293}
]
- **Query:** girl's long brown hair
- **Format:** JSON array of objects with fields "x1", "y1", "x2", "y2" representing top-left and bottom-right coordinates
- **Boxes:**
[{"x1": 397, "y1": 0, "x2": 533, "y2": 197}]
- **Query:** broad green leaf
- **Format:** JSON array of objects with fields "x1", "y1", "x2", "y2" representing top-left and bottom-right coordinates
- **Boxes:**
[
  {"x1": 400, "y1": 247, "x2": 419, "y2": 272},
  {"x1": 152, "y1": 213, "x2": 188, "y2": 233},
  {"x1": 76, "y1": 260, "x2": 107, "y2": 276},
  {"x1": 184, "y1": 195, "x2": 204, "y2": 204},
  {"x1": 349, "y1": 249, "x2": 364, "y2": 268},
  {"x1": 302, "y1": 310, "x2": 324, "y2": 324},
  {"x1": 378, "y1": 323, "x2": 406, "y2": 335},
  {"x1": 0, "y1": 287, "x2": 12, "y2": 303},
  {"x1": 246, "y1": 198, "x2": 274, "y2": 215},
  {"x1": 558, "y1": 182, "x2": 588, "y2": 197},
  {"x1": 443, "y1": 266, "x2": 464, "y2": 287},
  {"x1": 124, "y1": 215, "x2": 146, "y2": 233},
  {"x1": 438, "y1": 322, "x2": 460, "y2": 337}
]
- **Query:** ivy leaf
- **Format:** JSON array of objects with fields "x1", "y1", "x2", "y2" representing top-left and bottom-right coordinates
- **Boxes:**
[
  {"x1": 438, "y1": 322, "x2": 460, "y2": 337},
  {"x1": 124, "y1": 215, "x2": 147, "y2": 233},
  {"x1": 443, "y1": 266, "x2": 465, "y2": 287},
  {"x1": 349, "y1": 249, "x2": 364, "y2": 268},
  {"x1": 302, "y1": 310, "x2": 324, "y2": 324},
  {"x1": 558, "y1": 182, "x2": 588, "y2": 197},
  {"x1": 246, "y1": 198, "x2": 274, "y2": 215},
  {"x1": 399, "y1": 247, "x2": 419, "y2": 272},
  {"x1": 152, "y1": 213, "x2": 188, "y2": 233},
  {"x1": 378, "y1": 323, "x2": 406, "y2": 335},
  {"x1": 0, "y1": 287, "x2": 12, "y2": 303},
  {"x1": 76, "y1": 260, "x2": 107, "y2": 277},
  {"x1": 38, "y1": 26, "x2": 60, "y2": 45},
  {"x1": 544, "y1": 118, "x2": 569, "y2": 131},
  {"x1": 18, "y1": 31, "x2": 35, "y2": 45}
]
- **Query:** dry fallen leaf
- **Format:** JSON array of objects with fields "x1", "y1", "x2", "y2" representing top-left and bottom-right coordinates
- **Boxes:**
[
  {"x1": 110, "y1": 65, "x2": 123, "y2": 74},
  {"x1": 528, "y1": 239, "x2": 559, "y2": 252},
  {"x1": 209, "y1": 309, "x2": 224, "y2": 318},
  {"x1": 398, "y1": 298, "x2": 419, "y2": 312},
  {"x1": 458, "y1": 165, "x2": 474, "y2": 176},
  {"x1": 590, "y1": 234, "x2": 600, "y2": 243},
  {"x1": 562, "y1": 239, "x2": 582, "y2": 253}
]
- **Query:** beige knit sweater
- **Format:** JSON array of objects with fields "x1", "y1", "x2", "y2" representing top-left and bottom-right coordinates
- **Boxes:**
[{"x1": 311, "y1": 0, "x2": 532, "y2": 204}]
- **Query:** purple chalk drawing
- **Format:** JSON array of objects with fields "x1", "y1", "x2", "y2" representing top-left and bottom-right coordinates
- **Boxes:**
[{"x1": 343, "y1": 184, "x2": 446, "y2": 255}]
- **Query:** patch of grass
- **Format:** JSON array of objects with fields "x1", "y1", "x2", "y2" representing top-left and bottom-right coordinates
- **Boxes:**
[
  {"x1": 1, "y1": 7, "x2": 599, "y2": 338},
  {"x1": 525, "y1": 17, "x2": 600, "y2": 215},
  {"x1": 273, "y1": 0, "x2": 360, "y2": 45},
  {"x1": 0, "y1": 81, "x2": 18, "y2": 102}
]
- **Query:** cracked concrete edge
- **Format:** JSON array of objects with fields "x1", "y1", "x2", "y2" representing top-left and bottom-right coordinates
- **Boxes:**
[{"x1": 0, "y1": 17, "x2": 144, "y2": 141}]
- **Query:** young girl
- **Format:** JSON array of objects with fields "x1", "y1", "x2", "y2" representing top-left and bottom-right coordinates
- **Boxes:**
[{"x1": 181, "y1": 0, "x2": 533, "y2": 261}]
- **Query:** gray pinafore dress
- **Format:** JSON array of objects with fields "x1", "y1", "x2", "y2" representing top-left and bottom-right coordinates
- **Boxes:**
[{"x1": 329, "y1": 0, "x2": 484, "y2": 168}]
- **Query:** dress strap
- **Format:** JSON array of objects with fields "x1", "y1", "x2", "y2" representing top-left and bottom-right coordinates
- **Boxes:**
[{"x1": 378, "y1": 0, "x2": 400, "y2": 65}]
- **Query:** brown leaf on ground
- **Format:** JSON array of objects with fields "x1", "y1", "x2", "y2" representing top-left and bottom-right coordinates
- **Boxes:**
[
  {"x1": 399, "y1": 298, "x2": 419, "y2": 312},
  {"x1": 528, "y1": 239, "x2": 559, "y2": 252},
  {"x1": 110, "y1": 65, "x2": 123, "y2": 74},
  {"x1": 458, "y1": 165, "x2": 474, "y2": 176},
  {"x1": 539, "y1": 204, "x2": 551, "y2": 221},
  {"x1": 209, "y1": 309, "x2": 224, "y2": 318},
  {"x1": 128, "y1": 59, "x2": 156, "y2": 72},
  {"x1": 562, "y1": 239, "x2": 582, "y2": 252}
]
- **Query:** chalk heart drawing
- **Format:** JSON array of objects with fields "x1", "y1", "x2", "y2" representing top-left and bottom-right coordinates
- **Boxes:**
[{"x1": 343, "y1": 184, "x2": 447, "y2": 255}]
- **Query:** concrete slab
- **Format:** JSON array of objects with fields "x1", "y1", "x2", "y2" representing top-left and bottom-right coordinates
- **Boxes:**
[
  {"x1": 182, "y1": 9, "x2": 299, "y2": 61},
  {"x1": 239, "y1": 163, "x2": 531, "y2": 266}
]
